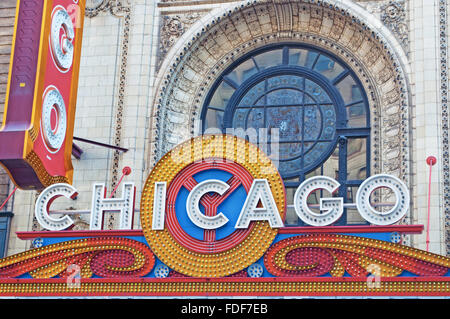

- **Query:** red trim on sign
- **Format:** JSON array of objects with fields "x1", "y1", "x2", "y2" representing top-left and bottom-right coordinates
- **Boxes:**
[
  {"x1": 16, "y1": 229, "x2": 144, "y2": 239},
  {"x1": 277, "y1": 224, "x2": 424, "y2": 234},
  {"x1": 16, "y1": 224, "x2": 424, "y2": 240}
]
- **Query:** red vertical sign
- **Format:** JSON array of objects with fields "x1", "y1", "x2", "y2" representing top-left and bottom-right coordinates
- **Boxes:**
[{"x1": 0, "y1": 0, "x2": 85, "y2": 190}]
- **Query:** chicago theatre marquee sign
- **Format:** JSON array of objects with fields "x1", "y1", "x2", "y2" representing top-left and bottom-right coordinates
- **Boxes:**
[
  {"x1": 0, "y1": 0, "x2": 449, "y2": 297},
  {"x1": 1, "y1": 134, "x2": 450, "y2": 297}
]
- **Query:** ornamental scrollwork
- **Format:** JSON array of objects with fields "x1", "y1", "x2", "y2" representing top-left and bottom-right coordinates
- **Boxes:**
[
  {"x1": 356, "y1": 0, "x2": 409, "y2": 55},
  {"x1": 380, "y1": 0, "x2": 409, "y2": 53},
  {"x1": 85, "y1": 0, "x2": 130, "y2": 18},
  {"x1": 158, "y1": 12, "x2": 204, "y2": 70}
]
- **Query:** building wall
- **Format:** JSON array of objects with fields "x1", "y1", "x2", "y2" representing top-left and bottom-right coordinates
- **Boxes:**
[
  {"x1": 409, "y1": 0, "x2": 445, "y2": 253},
  {"x1": 1, "y1": 0, "x2": 449, "y2": 257}
]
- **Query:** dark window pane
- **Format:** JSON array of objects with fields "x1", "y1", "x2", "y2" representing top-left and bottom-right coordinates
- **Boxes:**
[
  {"x1": 313, "y1": 55, "x2": 344, "y2": 80},
  {"x1": 335, "y1": 75, "x2": 361, "y2": 104},
  {"x1": 227, "y1": 59, "x2": 258, "y2": 85},
  {"x1": 209, "y1": 81, "x2": 235, "y2": 110},
  {"x1": 347, "y1": 138, "x2": 367, "y2": 180},
  {"x1": 0, "y1": 216, "x2": 10, "y2": 258},
  {"x1": 204, "y1": 109, "x2": 224, "y2": 131},
  {"x1": 289, "y1": 48, "x2": 318, "y2": 69},
  {"x1": 253, "y1": 49, "x2": 283, "y2": 70},
  {"x1": 346, "y1": 102, "x2": 367, "y2": 127},
  {"x1": 346, "y1": 207, "x2": 367, "y2": 225}
]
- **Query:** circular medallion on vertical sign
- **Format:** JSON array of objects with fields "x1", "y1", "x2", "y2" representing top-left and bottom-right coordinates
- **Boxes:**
[
  {"x1": 50, "y1": 5, "x2": 75, "y2": 72},
  {"x1": 41, "y1": 86, "x2": 67, "y2": 153},
  {"x1": 140, "y1": 134, "x2": 285, "y2": 278}
]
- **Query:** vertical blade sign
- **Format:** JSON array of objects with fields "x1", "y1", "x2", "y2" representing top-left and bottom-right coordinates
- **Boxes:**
[{"x1": 0, "y1": 0, "x2": 85, "y2": 190}]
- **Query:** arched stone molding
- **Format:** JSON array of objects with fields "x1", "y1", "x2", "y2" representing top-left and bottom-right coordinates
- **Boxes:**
[{"x1": 149, "y1": 0, "x2": 412, "y2": 223}]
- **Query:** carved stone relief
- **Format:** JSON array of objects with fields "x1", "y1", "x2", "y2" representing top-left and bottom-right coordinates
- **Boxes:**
[
  {"x1": 158, "y1": 12, "x2": 206, "y2": 71},
  {"x1": 356, "y1": 0, "x2": 409, "y2": 55},
  {"x1": 86, "y1": 0, "x2": 131, "y2": 18}
]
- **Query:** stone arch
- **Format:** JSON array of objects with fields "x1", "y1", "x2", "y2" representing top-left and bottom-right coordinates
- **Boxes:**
[{"x1": 149, "y1": 0, "x2": 411, "y2": 202}]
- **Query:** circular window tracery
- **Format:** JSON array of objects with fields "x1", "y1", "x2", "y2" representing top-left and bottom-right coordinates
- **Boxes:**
[
  {"x1": 202, "y1": 44, "x2": 371, "y2": 225},
  {"x1": 225, "y1": 69, "x2": 340, "y2": 178}
]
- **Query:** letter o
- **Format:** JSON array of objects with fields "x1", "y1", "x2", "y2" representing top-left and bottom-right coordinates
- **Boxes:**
[
  {"x1": 41, "y1": 86, "x2": 67, "y2": 152},
  {"x1": 356, "y1": 174, "x2": 409, "y2": 225}
]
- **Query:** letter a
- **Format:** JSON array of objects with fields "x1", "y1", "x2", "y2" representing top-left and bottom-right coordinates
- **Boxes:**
[{"x1": 235, "y1": 179, "x2": 283, "y2": 228}]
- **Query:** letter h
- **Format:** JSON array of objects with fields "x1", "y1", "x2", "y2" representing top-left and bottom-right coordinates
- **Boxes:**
[{"x1": 90, "y1": 183, "x2": 136, "y2": 230}]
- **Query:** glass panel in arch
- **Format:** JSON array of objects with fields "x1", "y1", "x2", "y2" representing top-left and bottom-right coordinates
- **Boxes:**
[
  {"x1": 303, "y1": 106, "x2": 322, "y2": 141},
  {"x1": 266, "y1": 88, "x2": 304, "y2": 105},
  {"x1": 335, "y1": 75, "x2": 363, "y2": 105},
  {"x1": 232, "y1": 108, "x2": 251, "y2": 128},
  {"x1": 346, "y1": 187, "x2": 368, "y2": 225},
  {"x1": 346, "y1": 208, "x2": 367, "y2": 225},
  {"x1": 209, "y1": 81, "x2": 235, "y2": 110},
  {"x1": 266, "y1": 74, "x2": 301, "y2": 92},
  {"x1": 313, "y1": 54, "x2": 345, "y2": 81},
  {"x1": 285, "y1": 206, "x2": 299, "y2": 225},
  {"x1": 306, "y1": 143, "x2": 339, "y2": 179},
  {"x1": 304, "y1": 79, "x2": 332, "y2": 104},
  {"x1": 288, "y1": 48, "x2": 318, "y2": 69},
  {"x1": 347, "y1": 138, "x2": 367, "y2": 180},
  {"x1": 319, "y1": 104, "x2": 337, "y2": 140},
  {"x1": 278, "y1": 143, "x2": 302, "y2": 161},
  {"x1": 245, "y1": 108, "x2": 265, "y2": 130},
  {"x1": 303, "y1": 142, "x2": 331, "y2": 168},
  {"x1": 253, "y1": 49, "x2": 283, "y2": 70},
  {"x1": 238, "y1": 80, "x2": 266, "y2": 107},
  {"x1": 284, "y1": 185, "x2": 299, "y2": 225},
  {"x1": 204, "y1": 109, "x2": 224, "y2": 131},
  {"x1": 266, "y1": 106, "x2": 304, "y2": 142},
  {"x1": 278, "y1": 157, "x2": 302, "y2": 177},
  {"x1": 226, "y1": 59, "x2": 258, "y2": 86},
  {"x1": 346, "y1": 102, "x2": 367, "y2": 127}
]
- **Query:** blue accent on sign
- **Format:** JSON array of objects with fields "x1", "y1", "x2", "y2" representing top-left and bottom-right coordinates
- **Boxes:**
[
  {"x1": 215, "y1": 185, "x2": 247, "y2": 240},
  {"x1": 193, "y1": 169, "x2": 233, "y2": 183},
  {"x1": 175, "y1": 186, "x2": 204, "y2": 241}
]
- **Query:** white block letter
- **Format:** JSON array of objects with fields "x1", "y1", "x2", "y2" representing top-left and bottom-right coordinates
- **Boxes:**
[
  {"x1": 35, "y1": 183, "x2": 76, "y2": 231},
  {"x1": 356, "y1": 174, "x2": 409, "y2": 225},
  {"x1": 152, "y1": 182, "x2": 167, "y2": 230},
  {"x1": 186, "y1": 179, "x2": 229, "y2": 229},
  {"x1": 90, "y1": 183, "x2": 136, "y2": 230},
  {"x1": 293, "y1": 176, "x2": 343, "y2": 226},
  {"x1": 235, "y1": 179, "x2": 283, "y2": 229}
]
